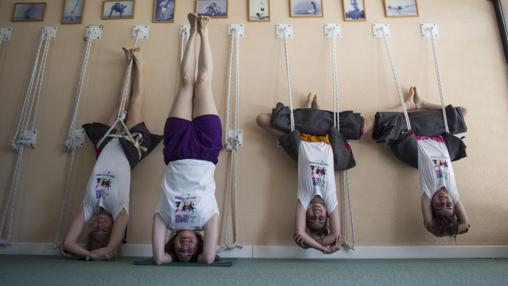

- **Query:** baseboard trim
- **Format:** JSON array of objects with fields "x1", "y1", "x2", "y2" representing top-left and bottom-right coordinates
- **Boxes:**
[{"x1": 1, "y1": 243, "x2": 508, "y2": 259}]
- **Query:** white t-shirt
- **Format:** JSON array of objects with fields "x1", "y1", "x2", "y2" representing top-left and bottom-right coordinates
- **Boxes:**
[
  {"x1": 155, "y1": 159, "x2": 219, "y2": 231},
  {"x1": 417, "y1": 136, "x2": 459, "y2": 202},
  {"x1": 82, "y1": 139, "x2": 131, "y2": 223},
  {"x1": 297, "y1": 140, "x2": 338, "y2": 214}
]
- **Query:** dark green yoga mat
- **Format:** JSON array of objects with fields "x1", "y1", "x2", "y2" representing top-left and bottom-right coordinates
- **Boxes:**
[{"x1": 133, "y1": 258, "x2": 236, "y2": 267}]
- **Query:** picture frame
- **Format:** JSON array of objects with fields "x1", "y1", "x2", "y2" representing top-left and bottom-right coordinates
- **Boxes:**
[
  {"x1": 102, "y1": 0, "x2": 135, "y2": 20},
  {"x1": 289, "y1": 0, "x2": 323, "y2": 18},
  {"x1": 342, "y1": 0, "x2": 366, "y2": 22},
  {"x1": 62, "y1": 0, "x2": 85, "y2": 24},
  {"x1": 153, "y1": 0, "x2": 175, "y2": 23},
  {"x1": 195, "y1": 0, "x2": 228, "y2": 18},
  {"x1": 248, "y1": 0, "x2": 270, "y2": 22},
  {"x1": 12, "y1": 2, "x2": 46, "y2": 22},
  {"x1": 384, "y1": 0, "x2": 418, "y2": 18}
]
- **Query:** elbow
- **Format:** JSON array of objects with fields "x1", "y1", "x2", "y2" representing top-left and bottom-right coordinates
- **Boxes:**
[
  {"x1": 199, "y1": 253, "x2": 216, "y2": 264},
  {"x1": 153, "y1": 256, "x2": 163, "y2": 265}
]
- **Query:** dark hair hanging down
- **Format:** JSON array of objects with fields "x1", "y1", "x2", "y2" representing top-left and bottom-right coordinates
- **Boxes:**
[
  {"x1": 164, "y1": 230, "x2": 204, "y2": 262},
  {"x1": 432, "y1": 212, "x2": 459, "y2": 238}
]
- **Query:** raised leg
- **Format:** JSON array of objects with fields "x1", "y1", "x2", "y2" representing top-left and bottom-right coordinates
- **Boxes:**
[
  {"x1": 256, "y1": 113, "x2": 284, "y2": 137},
  {"x1": 105, "y1": 48, "x2": 134, "y2": 129},
  {"x1": 126, "y1": 48, "x2": 143, "y2": 128},
  {"x1": 193, "y1": 16, "x2": 218, "y2": 118},
  {"x1": 169, "y1": 13, "x2": 199, "y2": 120}
]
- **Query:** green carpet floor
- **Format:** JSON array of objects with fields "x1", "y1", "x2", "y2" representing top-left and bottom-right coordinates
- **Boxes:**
[{"x1": 1, "y1": 255, "x2": 507, "y2": 286}]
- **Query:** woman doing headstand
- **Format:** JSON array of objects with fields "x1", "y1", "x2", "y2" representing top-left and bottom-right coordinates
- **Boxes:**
[
  {"x1": 61, "y1": 48, "x2": 161, "y2": 260},
  {"x1": 152, "y1": 13, "x2": 221, "y2": 264}
]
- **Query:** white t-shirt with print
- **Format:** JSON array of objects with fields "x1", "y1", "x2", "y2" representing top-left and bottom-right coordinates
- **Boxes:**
[
  {"x1": 297, "y1": 140, "x2": 338, "y2": 214},
  {"x1": 82, "y1": 138, "x2": 131, "y2": 223},
  {"x1": 155, "y1": 159, "x2": 219, "y2": 231},
  {"x1": 417, "y1": 136, "x2": 459, "y2": 202}
]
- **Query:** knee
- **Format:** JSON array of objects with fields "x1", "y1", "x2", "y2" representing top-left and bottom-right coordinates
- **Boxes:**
[
  {"x1": 195, "y1": 72, "x2": 211, "y2": 87},
  {"x1": 180, "y1": 73, "x2": 195, "y2": 87},
  {"x1": 256, "y1": 114, "x2": 270, "y2": 129}
]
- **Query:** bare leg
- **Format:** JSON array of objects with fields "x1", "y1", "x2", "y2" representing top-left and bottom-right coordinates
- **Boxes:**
[
  {"x1": 193, "y1": 16, "x2": 218, "y2": 118},
  {"x1": 126, "y1": 48, "x2": 143, "y2": 128},
  {"x1": 169, "y1": 13, "x2": 199, "y2": 120},
  {"x1": 362, "y1": 87, "x2": 416, "y2": 135},
  {"x1": 305, "y1": 93, "x2": 318, "y2": 109},
  {"x1": 413, "y1": 86, "x2": 467, "y2": 115},
  {"x1": 256, "y1": 113, "x2": 284, "y2": 137},
  {"x1": 105, "y1": 48, "x2": 133, "y2": 128}
]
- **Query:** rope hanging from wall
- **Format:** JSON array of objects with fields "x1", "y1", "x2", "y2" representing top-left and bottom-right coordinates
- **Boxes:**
[
  {"x1": 0, "y1": 27, "x2": 57, "y2": 245},
  {"x1": 328, "y1": 30, "x2": 356, "y2": 250},
  {"x1": 221, "y1": 25, "x2": 243, "y2": 251},
  {"x1": 54, "y1": 26, "x2": 102, "y2": 246}
]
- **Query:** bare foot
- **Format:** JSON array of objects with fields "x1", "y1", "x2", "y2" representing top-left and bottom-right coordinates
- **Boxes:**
[
  {"x1": 131, "y1": 48, "x2": 142, "y2": 69},
  {"x1": 412, "y1": 86, "x2": 423, "y2": 110},
  {"x1": 404, "y1": 86, "x2": 417, "y2": 111},
  {"x1": 306, "y1": 92, "x2": 312, "y2": 108},
  {"x1": 311, "y1": 94, "x2": 318, "y2": 109},
  {"x1": 198, "y1": 16, "x2": 210, "y2": 34},
  {"x1": 188, "y1": 13, "x2": 198, "y2": 32},
  {"x1": 122, "y1": 47, "x2": 132, "y2": 62}
]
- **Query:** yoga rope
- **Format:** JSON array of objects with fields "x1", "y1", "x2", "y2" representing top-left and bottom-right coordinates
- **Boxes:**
[
  {"x1": 379, "y1": 27, "x2": 412, "y2": 131},
  {"x1": 0, "y1": 28, "x2": 54, "y2": 244},
  {"x1": 96, "y1": 38, "x2": 140, "y2": 154},
  {"x1": 281, "y1": 28, "x2": 296, "y2": 132},
  {"x1": 330, "y1": 34, "x2": 355, "y2": 250},
  {"x1": 55, "y1": 30, "x2": 98, "y2": 245},
  {"x1": 428, "y1": 27, "x2": 450, "y2": 133},
  {"x1": 222, "y1": 27, "x2": 242, "y2": 250}
]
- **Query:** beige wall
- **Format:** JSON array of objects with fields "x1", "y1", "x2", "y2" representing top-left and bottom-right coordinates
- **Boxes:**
[{"x1": 0, "y1": 0, "x2": 507, "y2": 246}]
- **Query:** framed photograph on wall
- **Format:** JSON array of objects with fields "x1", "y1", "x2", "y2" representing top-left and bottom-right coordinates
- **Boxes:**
[
  {"x1": 384, "y1": 0, "x2": 418, "y2": 17},
  {"x1": 249, "y1": 0, "x2": 270, "y2": 22},
  {"x1": 289, "y1": 0, "x2": 323, "y2": 18},
  {"x1": 102, "y1": 0, "x2": 135, "y2": 20},
  {"x1": 62, "y1": 0, "x2": 85, "y2": 24},
  {"x1": 12, "y1": 2, "x2": 46, "y2": 22},
  {"x1": 342, "y1": 0, "x2": 366, "y2": 22},
  {"x1": 195, "y1": 0, "x2": 228, "y2": 18},
  {"x1": 153, "y1": 0, "x2": 175, "y2": 22}
]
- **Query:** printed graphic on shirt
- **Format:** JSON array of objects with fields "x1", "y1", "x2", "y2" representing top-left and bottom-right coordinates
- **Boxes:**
[
  {"x1": 174, "y1": 194, "x2": 197, "y2": 224},
  {"x1": 432, "y1": 157, "x2": 449, "y2": 181},
  {"x1": 95, "y1": 172, "x2": 114, "y2": 201},
  {"x1": 309, "y1": 161, "x2": 329, "y2": 191}
]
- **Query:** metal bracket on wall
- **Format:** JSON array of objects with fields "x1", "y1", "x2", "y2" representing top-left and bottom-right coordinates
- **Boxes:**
[
  {"x1": 421, "y1": 23, "x2": 439, "y2": 38},
  {"x1": 228, "y1": 24, "x2": 245, "y2": 38},
  {"x1": 131, "y1": 25, "x2": 149, "y2": 41},
  {"x1": 325, "y1": 23, "x2": 341, "y2": 39},
  {"x1": 372, "y1": 23, "x2": 390, "y2": 38},
  {"x1": 42, "y1": 26, "x2": 57, "y2": 40},
  {"x1": 0, "y1": 27, "x2": 13, "y2": 42},
  {"x1": 179, "y1": 24, "x2": 190, "y2": 38},
  {"x1": 85, "y1": 25, "x2": 103, "y2": 41},
  {"x1": 276, "y1": 24, "x2": 293, "y2": 39}
]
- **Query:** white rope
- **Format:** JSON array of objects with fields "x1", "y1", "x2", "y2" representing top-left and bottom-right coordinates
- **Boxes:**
[
  {"x1": 343, "y1": 171, "x2": 356, "y2": 250},
  {"x1": 1, "y1": 30, "x2": 53, "y2": 243},
  {"x1": 12, "y1": 37, "x2": 44, "y2": 146},
  {"x1": 429, "y1": 35, "x2": 450, "y2": 133},
  {"x1": 329, "y1": 35, "x2": 355, "y2": 250},
  {"x1": 380, "y1": 30, "x2": 412, "y2": 131},
  {"x1": 96, "y1": 57, "x2": 133, "y2": 149},
  {"x1": 222, "y1": 29, "x2": 242, "y2": 250},
  {"x1": 55, "y1": 35, "x2": 96, "y2": 245},
  {"x1": 282, "y1": 31, "x2": 296, "y2": 132},
  {"x1": 30, "y1": 37, "x2": 51, "y2": 130}
]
